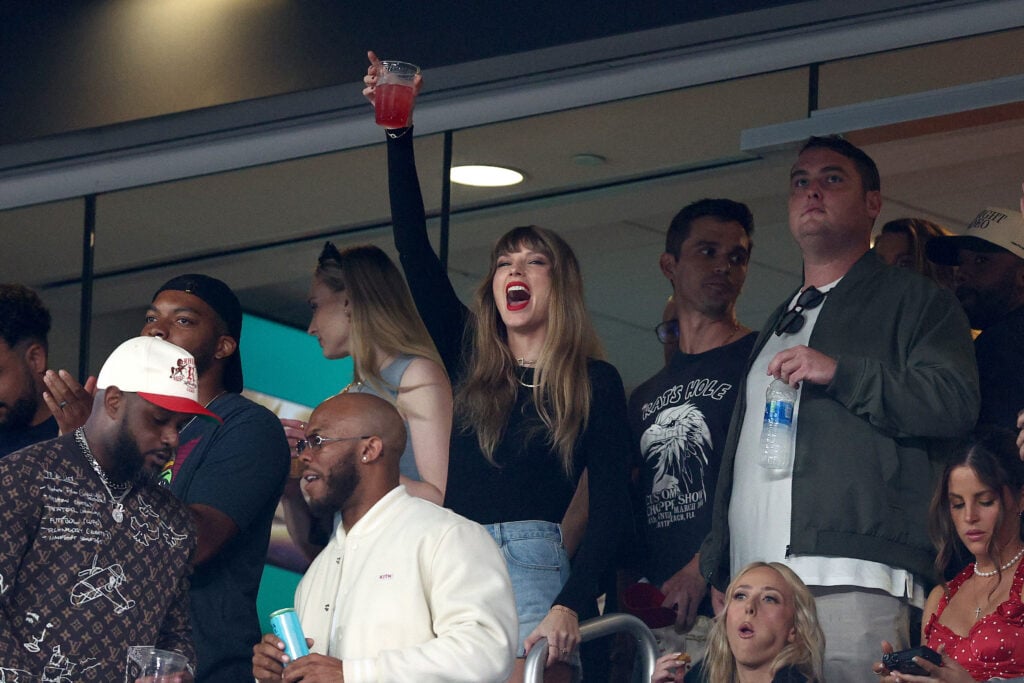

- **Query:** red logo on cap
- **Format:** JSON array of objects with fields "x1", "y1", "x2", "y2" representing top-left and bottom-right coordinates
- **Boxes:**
[{"x1": 169, "y1": 358, "x2": 198, "y2": 392}]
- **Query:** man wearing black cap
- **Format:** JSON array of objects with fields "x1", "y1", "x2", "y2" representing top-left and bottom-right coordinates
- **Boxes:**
[
  {"x1": 143, "y1": 274, "x2": 291, "y2": 682},
  {"x1": 926, "y1": 206, "x2": 1024, "y2": 430}
]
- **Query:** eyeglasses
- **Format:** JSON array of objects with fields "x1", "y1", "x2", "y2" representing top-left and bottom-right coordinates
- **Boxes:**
[
  {"x1": 296, "y1": 434, "x2": 370, "y2": 455},
  {"x1": 655, "y1": 319, "x2": 680, "y2": 345},
  {"x1": 774, "y1": 287, "x2": 828, "y2": 336},
  {"x1": 318, "y1": 241, "x2": 343, "y2": 268}
]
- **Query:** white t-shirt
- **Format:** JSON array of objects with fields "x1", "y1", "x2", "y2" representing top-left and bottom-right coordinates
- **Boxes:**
[{"x1": 728, "y1": 281, "x2": 923, "y2": 603}]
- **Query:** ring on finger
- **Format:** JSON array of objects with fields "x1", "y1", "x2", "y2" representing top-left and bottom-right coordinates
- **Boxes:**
[{"x1": 58, "y1": 400, "x2": 68, "y2": 408}]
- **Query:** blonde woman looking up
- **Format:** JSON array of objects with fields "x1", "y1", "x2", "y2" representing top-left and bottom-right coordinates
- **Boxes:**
[
  {"x1": 364, "y1": 52, "x2": 631, "y2": 683},
  {"x1": 280, "y1": 243, "x2": 452, "y2": 559},
  {"x1": 654, "y1": 562, "x2": 825, "y2": 683}
]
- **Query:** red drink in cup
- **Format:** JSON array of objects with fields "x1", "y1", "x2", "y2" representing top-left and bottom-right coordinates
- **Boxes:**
[{"x1": 375, "y1": 60, "x2": 419, "y2": 128}]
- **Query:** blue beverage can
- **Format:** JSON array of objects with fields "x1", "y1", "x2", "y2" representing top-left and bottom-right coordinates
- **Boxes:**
[{"x1": 270, "y1": 607, "x2": 310, "y2": 664}]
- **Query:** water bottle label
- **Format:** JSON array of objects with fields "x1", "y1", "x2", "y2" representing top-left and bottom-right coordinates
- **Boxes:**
[{"x1": 763, "y1": 400, "x2": 793, "y2": 427}]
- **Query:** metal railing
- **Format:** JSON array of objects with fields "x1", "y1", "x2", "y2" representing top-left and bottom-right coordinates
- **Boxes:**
[{"x1": 524, "y1": 612, "x2": 658, "y2": 683}]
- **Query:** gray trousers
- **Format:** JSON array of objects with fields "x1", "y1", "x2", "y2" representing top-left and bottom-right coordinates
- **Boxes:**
[{"x1": 810, "y1": 586, "x2": 911, "y2": 683}]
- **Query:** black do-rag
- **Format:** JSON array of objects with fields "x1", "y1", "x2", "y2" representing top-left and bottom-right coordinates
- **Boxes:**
[{"x1": 153, "y1": 274, "x2": 244, "y2": 393}]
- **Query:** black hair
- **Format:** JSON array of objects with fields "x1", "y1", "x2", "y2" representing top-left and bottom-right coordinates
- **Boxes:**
[
  {"x1": 0, "y1": 283, "x2": 51, "y2": 350},
  {"x1": 665, "y1": 198, "x2": 755, "y2": 257},
  {"x1": 799, "y1": 135, "x2": 881, "y2": 193}
]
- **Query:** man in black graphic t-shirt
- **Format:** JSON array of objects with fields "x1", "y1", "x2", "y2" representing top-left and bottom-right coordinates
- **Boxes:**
[{"x1": 626, "y1": 199, "x2": 756, "y2": 660}]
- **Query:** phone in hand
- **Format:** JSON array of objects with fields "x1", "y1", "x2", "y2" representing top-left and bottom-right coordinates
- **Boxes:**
[{"x1": 881, "y1": 646, "x2": 942, "y2": 675}]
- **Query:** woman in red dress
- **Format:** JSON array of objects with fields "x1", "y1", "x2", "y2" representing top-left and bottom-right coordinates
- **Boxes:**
[{"x1": 875, "y1": 430, "x2": 1024, "y2": 682}]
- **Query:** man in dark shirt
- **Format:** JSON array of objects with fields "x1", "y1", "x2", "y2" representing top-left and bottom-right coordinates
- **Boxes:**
[
  {"x1": 626, "y1": 199, "x2": 756, "y2": 659},
  {"x1": 0, "y1": 283, "x2": 57, "y2": 457},
  {"x1": 926, "y1": 206, "x2": 1024, "y2": 430},
  {"x1": 142, "y1": 274, "x2": 291, "y2": 681}
]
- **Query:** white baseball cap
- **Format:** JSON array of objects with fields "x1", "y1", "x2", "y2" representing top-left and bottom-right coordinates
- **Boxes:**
[
  {"x1": 926, "y1": 207, "x2": 1024, "y2": 265},
  {"x1": 97, "y1": 336, "x2": 221, "y2": 422}
]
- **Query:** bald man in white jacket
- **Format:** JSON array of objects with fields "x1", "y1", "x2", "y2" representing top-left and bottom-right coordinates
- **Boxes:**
[{"x1": 253, "y1": 393, "x2": 516, "y2": 683}]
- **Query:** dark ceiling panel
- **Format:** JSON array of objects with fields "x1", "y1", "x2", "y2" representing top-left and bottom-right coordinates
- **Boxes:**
[{"x1": 2, "y1": 0, "x2": 944, "y2": 146}]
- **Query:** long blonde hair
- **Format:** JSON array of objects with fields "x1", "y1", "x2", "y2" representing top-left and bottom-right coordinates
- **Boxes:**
[
  {"x1": 456, "y1": 226, "x2": 603, "y2": 476},
  {"x1": 315, "y1": 243, "x2": 445, "y2": 401},
  {"x1": 702, "y1": 562, "x2": 825, "y2": 683}
]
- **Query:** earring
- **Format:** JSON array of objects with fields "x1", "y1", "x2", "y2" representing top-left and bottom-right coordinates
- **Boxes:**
[{"x1": 361, "y1": 456, "x2": 368, "y2": 462}]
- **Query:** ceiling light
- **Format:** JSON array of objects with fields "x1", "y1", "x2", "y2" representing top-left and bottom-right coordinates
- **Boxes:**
[
  {"x1": 450, "y1": 165, "x2": 524, "y2": 187},
  {"x1": 573, "y1": 154, "x2": 606, "y2": 166}
]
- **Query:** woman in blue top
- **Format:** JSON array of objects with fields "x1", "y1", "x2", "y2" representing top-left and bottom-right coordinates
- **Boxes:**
[{"x1": 280, "y1": 243, "x2": 452, "y2": 559}]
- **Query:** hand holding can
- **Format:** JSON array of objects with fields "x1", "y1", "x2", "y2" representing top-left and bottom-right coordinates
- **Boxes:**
[{"x1": 270, "y1": 607, "x2": 310, "y2": 665}]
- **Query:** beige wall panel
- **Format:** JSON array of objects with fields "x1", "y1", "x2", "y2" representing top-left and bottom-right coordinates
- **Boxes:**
[
  {"x1": 819, "y1": 28, "x2": 1024, "y2": 109},
  {"x1": 449, "y1": 68, "x2": 810, "y2": 202}
]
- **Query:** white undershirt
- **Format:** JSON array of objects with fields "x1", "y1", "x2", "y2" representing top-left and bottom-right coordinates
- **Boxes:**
[{"x1": 728, "y1": 281, "x2": 923, "y2": 605}]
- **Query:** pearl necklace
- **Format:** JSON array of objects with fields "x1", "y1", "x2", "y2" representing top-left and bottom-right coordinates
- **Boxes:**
[
  {"x1": 75, "y1": 427, "x2": 132, "y2": 523},
  {"x1": 974, "y1": 545, "x2": 1024, "y2": 577}
]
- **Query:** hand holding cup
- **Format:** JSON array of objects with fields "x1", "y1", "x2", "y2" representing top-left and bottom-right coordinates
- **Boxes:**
[{"x1": 364, "y1": 50, "x2": 422, "y2": 128}]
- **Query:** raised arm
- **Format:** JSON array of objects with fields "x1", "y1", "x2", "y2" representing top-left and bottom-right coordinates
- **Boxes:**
[{"x1": 364, "y1": 51, "x2": 469, "y2": 376}]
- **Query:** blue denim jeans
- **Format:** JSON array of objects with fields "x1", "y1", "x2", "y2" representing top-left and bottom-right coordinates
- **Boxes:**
[{"x1": 485, "y1": 520, "x2": 571, "y2": 657}]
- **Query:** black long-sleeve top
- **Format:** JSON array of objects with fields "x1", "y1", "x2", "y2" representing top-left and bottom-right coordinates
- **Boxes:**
[{"x1": 386, "y1": 129, "x2": 631, "y2": 613}]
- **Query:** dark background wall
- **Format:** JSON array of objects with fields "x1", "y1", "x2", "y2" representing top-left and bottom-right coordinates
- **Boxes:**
[{"x1": 1, "y1": 0, "x2": 816, "y2": 145}]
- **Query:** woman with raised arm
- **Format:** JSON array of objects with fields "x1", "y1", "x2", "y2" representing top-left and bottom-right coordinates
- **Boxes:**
[
  {"x1": 364, "y1": 52, "x2": 631, "y2": 682},
  {"x1": 279, "y1": 243, "x2": 452, "y2": 560}
]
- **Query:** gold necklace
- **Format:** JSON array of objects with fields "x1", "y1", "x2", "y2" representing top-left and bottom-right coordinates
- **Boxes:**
[
  {"x1": 721, "y1": 321, "x2": 741, "y2": 345},
  {"x1": 518, "y1": 367, "x2": 539, "y2": 389},
  {"x1": 179, "y1": 390, "x2": 227, "y2": 434},
  {"x1": 341, "y1": 380, "x2": 364, "y2": 393}
]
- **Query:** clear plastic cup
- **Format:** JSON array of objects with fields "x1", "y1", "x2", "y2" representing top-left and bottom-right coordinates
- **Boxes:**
[{"x1": 375, "y1": 60, "x2": 420, "y2": 128}]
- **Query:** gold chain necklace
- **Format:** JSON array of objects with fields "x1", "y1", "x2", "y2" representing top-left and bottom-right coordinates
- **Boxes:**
[{"x1": 179, "y1": 390, "x2": 227, "y2": 434}]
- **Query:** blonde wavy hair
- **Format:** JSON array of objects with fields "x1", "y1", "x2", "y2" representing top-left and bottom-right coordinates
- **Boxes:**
[
  {"x1": 315, "y1": 243, "x2": 445, "y2": 401},
  {"x1": 456, "y1": 226, "x2": 603, "y2": 476},
  {"x1": 701, "y1": 562, "x2": 825, "y2": 683}
]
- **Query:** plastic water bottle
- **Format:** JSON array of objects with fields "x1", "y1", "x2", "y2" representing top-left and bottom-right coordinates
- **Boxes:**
[{"x1": 759, "y1": 379, "x2": 796, "y2": 470}]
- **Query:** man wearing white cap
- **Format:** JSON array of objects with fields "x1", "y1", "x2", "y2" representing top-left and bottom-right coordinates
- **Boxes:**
[
  {"x1": 0, "y1": 336, "x2": 219, "y2": 681},
  {"x1": 927, "y1": 206, "x2": 1024, "y2": 430}
]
